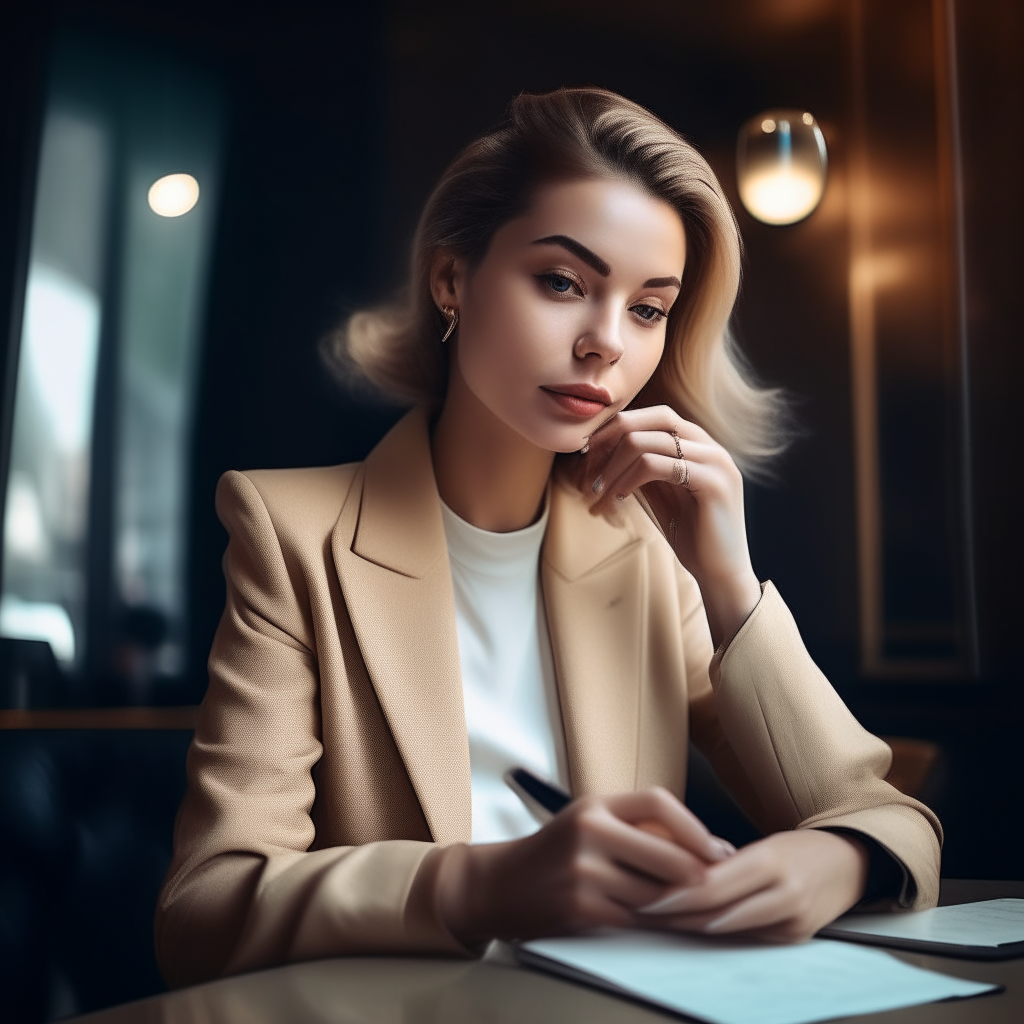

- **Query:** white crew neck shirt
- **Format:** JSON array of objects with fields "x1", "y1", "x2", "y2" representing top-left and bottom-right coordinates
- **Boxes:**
[{"x1": 440, "y1": 497, "x2": 569, "y2": 844}]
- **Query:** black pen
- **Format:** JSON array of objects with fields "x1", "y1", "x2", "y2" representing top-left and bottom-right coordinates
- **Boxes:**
[{"x1": 504, "y1": 766, "x2": 572, "y2": 821}]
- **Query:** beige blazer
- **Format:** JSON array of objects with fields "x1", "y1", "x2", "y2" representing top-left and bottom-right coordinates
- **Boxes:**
[{"x1": 155, "y1": 408, "x2": 942, "y2": 987}]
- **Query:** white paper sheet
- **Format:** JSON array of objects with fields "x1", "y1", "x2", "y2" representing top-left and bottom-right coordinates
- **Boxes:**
[
  {"x1": 824, "y1": 898, "x2": 1024, "y2": 948},
  {"x1": 520, "y1": 929, "x2": 997, "y2": 1024}
]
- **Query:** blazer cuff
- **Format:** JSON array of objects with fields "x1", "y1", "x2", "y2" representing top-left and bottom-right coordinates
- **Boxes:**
[
  {"x1": 815, "y1": 827, "x2": 912, "y2": 907},
  {"x1": 799, "y1": 805, "x2": 939, "y2": 909},
  {"x1": 406, "y1": 844, "x2": 485, "y2": 958}
]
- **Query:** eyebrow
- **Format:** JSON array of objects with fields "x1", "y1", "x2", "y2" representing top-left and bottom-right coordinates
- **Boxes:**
[
  {"x1": 641, "y1": 275, "x2": 681, "y2": 290},
  {"x1": 531, "y1": 235, "x2": 610, "y2": 276},
  {"x1": 531, "y1": 234, "x2": 681, "y2": 290}
]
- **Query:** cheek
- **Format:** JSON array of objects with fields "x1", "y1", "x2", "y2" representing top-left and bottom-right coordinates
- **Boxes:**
[
  {"x1": 633, "y1": 332, "x2": 667, "y2": 392},
  {"x1": 459, "y1": 279, "x2": 566, "y2": 390},
  {"x1": 597, "y1": 325, "x2": 668, "y2": 410}
]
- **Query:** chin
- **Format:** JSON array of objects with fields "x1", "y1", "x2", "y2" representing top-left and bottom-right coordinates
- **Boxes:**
[
  {"x1": 497, "y1": 399, "x2": 600, "y2": 456},
  {"x1": 551, "y1": 437, "x2": 588, "y2": 455},
  {"x1": 539, "y1": 414, "x2": 616, "y2": 455},
  {"x1": 503, "y1": 418, "x2": 582, "y2": 456},
  {"x1": 535, "y1": 425, "x2": 593, "y2": 456}
]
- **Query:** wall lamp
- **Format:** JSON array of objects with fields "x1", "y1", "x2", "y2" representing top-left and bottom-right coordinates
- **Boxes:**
[{"x1": 736, "y1": 110, "x2": 827, "y2": 225}]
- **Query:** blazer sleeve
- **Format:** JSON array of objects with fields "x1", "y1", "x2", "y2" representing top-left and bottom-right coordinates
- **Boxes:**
[
  {"x1": 154, "y1": 471, "x2": 467, "y2": 988},
  {"x1": 685, "y1": 576, "x2": 942, "y2": 910}
]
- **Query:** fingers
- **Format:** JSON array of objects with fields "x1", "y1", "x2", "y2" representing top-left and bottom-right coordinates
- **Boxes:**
[
  {"x1": 640, "y1": 840, "x2": 778, "y2": 916},
  {"x1": 534, "y1": 790, "x2": 743, "y2": 934},
  {"x1": 636, "y1": 833, "x2": 832, "y2": 942},
  {"x1": 636, "y1": 820, "x2": 732, "y2": 855},
  {"x1": 583, "y1": 406, "x2": 717, "y2": 472},
  {"x1": 571, "y1": 802, "x2": 713, "y2": 888},
  {"x1": 589, "y1": 432, "x2": 712, "y2": 493},
  {"x1": 653, "y1": 887, "x2": 808, "y2": 940},
  {"x1": 579, "y1": 406, "x2": 739, "y2": 516},
  {"x1": 603, "y1": 788, "x2": 734, "y2": 864},
  {"x1": 704, "y1": 885, "x2": 799, "y2": 935},
  {"x1": 589, "y1": 447, "x2": 718, "y2": 518},
  {"x1": 588, "y1": 405, "x2": 715, "y2": 455},
  {"x1": 556, "y1": 788, "x2": 736, "y2": 898},
  {"x1": 574, "y1": 853, "x2": 669, "y2": 911}
]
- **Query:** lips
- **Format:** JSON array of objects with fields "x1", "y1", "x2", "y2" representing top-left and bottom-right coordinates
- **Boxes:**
[{"x1": 541, "y1": 383, "x2": 612, "y2": 419}]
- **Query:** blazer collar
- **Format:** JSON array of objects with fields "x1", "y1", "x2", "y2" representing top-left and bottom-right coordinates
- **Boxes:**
[
  {"x1": 352, "y1": 407, "x2": 639, "y2": 582},
  {"x1": 351, "y1": 407, "x2": 447, "y2": 578},
  {"x1": 543, "y1": 476, "x2": 641, "y2": 582},
  {"x1": 333, "y1": 407, "x2": 646, "y2": 841},
  {"x1": 333, "y1": 408, "x2": 470, "y2": 844}
]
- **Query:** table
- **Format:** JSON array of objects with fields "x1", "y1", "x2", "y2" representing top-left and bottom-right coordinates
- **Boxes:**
[{"x1": 75, "y1": 880, "x2": 1024, "y2": 1023}]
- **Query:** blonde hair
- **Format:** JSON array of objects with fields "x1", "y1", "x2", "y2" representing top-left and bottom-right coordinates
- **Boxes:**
[{"x1": 328, "y1": 87, "x2": 789, "y2": 475}]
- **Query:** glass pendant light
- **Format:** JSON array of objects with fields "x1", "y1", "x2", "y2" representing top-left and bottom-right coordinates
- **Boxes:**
[{"x1": 736, "y1": 110, "x2": 827, "y2": 225}]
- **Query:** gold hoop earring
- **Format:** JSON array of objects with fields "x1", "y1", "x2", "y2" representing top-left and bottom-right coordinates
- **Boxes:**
[{"x1": 440, "y1": 306, "x2": 459, "y2": 344}]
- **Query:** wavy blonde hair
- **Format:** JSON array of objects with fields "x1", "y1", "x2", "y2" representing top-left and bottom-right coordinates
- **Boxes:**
[{"x1": 327, "y1": 87, "x2": 789, "y2": 475}]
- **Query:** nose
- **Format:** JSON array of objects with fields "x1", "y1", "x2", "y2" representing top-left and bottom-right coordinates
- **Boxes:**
[{"x1": 573, "y1": 307, "x2": 624, "y2": 365}]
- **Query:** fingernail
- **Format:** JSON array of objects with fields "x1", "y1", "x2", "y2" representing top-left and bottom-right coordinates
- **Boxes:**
[
  {"x1": 591, "y1": 475, "x2": 604, "y2": 494},
  {"x1": 639, "y1": 887, "x2": 697, "y2": 915},
  {"x1": 712, "y1": 838, "x2": 736, "y2": 860},
  {"x1": 704, "y1": 912, "x2": 732, "y2": 933}
]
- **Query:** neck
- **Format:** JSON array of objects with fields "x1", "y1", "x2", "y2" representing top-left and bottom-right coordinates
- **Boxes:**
[{"x1": 431, "y1": 362, "x2": 554, "y2": 533}]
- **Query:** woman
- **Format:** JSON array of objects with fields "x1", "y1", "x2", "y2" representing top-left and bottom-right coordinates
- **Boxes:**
[{"x1": 156, "y1": 88, "x2": 941, "y2": 986}]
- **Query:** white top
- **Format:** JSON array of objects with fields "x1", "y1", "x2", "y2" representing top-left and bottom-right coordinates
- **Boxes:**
[{"x1": 440, "y1": 497, "x2": 570, "y2": 844}]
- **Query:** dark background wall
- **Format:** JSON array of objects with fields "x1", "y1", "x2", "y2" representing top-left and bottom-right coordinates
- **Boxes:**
[{"x1": 0, "y1": 0, "x2": 1021, "y2": 1020}]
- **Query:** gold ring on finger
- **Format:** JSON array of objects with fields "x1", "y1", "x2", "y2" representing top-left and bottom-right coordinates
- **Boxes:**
[
  {"x1": 670, "y1": 430, "x2": 683, "y2": 460},
  {"x1": 672, "y1": 455, "x2": 690, "y2": 489}
]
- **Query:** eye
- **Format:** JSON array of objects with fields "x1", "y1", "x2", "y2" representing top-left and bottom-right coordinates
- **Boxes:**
[
  {"x1": 630, "y1": 303, "x2": 666, "y2": 324},
  {"x1": 538, "y1": 272, "x2": 584, "y2": 297}
]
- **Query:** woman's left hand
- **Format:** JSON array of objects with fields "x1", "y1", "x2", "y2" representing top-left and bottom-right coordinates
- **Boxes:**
[
  {"x1": 638, "y1": 829, "x2": 871, "y2": 942},
  {"x1": 579, "y1": 405, "x2": 761, "y2": 648}
]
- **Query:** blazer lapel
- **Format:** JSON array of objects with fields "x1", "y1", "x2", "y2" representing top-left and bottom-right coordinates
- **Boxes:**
[
  {"x1": 542, "y1": 481, "x2": 647, "y2": 796},
  {"x1": 331, "y1": 408, "x2": 471, "y2": 845}
]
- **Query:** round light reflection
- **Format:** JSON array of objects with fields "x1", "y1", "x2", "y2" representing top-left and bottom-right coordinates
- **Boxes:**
[
  {"x1": 736, "y1": 110, "x2": 827, "y2": 225},
  {"x1": 148, "y1": 173, "x2": 200, "y2": 217}
]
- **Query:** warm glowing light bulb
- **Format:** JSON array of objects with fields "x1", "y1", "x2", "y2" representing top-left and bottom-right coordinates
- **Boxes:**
[
  {"x1": 148, "y1": 173, "x2": 200, "y2": 217},
  {"x1": 738, "y1": 168, "x2": 824, "y2": 226},
  {"x1": 737, "y1": 109, "x2": 827, "y2": 225}
]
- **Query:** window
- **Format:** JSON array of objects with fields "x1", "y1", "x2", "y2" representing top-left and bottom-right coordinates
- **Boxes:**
[{"x1": 0, "y1": 30, "x2": 225, "y2": 705}]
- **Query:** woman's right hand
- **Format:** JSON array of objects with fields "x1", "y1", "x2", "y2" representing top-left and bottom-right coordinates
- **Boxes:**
[{"x1": 435, "y1": 787, "x2": 734, "y2": 945}]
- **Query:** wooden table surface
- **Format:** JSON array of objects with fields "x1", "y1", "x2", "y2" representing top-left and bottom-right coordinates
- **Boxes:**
[{"x1": 75, "y1": 880, "x2": 1024, "y2": 1024}]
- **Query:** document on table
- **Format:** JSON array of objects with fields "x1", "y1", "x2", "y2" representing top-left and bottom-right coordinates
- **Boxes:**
[
  {"x1": 518, "y1": 929, "x2": 999, "y2": 1024},
  {"x1": 821, "y1": 898, "x2": 1024, "y2": 959}
]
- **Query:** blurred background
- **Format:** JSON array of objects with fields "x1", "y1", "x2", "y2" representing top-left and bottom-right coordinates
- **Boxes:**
[{"x1": 0, "y1": 0, "x2": 1020, "y2": 1019}]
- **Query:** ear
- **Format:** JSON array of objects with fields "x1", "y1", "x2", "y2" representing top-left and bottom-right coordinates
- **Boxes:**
[{"x1": 429, "y1": 249, "x2": 463, "y2": 310}]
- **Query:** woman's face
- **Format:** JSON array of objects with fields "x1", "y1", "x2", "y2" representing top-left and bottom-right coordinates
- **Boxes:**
[{"x1": 449, "y1": 176, "x2": 686, "y2": 454}]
